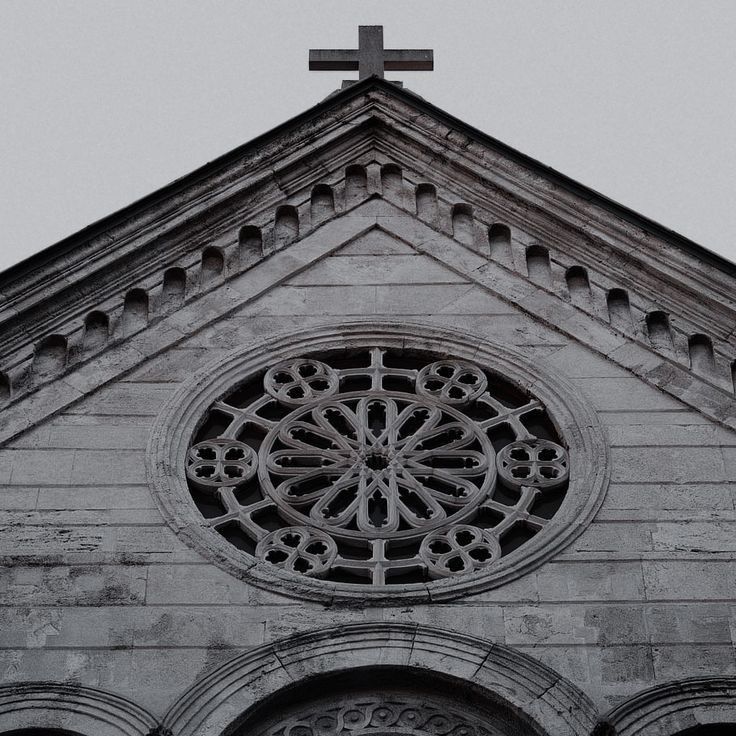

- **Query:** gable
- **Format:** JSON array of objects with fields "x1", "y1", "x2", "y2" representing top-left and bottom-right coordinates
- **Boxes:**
[{"x1": 1, "y1": 80, "x2": 736, "y2": 444}]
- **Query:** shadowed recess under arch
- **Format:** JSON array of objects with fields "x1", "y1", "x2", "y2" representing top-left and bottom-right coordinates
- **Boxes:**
[
  {"x1": 33, "y1": 334, "x2": 67, "y2": 376},
  {"x1": 488, "y1": 223, "x2": 511, "y2": 262},
  {"x1": 380, "y1": 164, "x2": 402, "y2": 200},
  {"x1": 83, "y1": 310, "x2": 109, "y2": 350},
  {"x1": 607, "y1": 288, "x2": 632, "y2": 330},
  {"x1": 451, "y1": 203, "x2": 474, "y2": 246},
  {"x1": 566, "y1": 266, "x2": 592, "y2": 307},
  {"x1": 646, "y1": 310, "x2": 673, "y2": 351},
  {"x1": 345, "y1": 165, "x2": 368, "y2": 205},
  {"x1": 689, "y1": 333, "x2": 715, "y2": 374},
  {"x1": 163, "y1": 267, "x2": 187, "y2": 308},
  {"x1": 310, "y1": 184, "x2": 335, "y2": 223},
  {"x1": 274, "y1": 205, "x2": 299, "y2": 246},
  {"x1": 526, "y1": 244, "x2": 551, "y2": 285},
  {"x1": 415, "y1": 183, "x2": 438, "y2": 221},
  {"x1": 201, "y1": 246, "x2": 224, "y2": 283},
  {"x1": 122, "y1": 288, "x2": 149, "y2": 335}
]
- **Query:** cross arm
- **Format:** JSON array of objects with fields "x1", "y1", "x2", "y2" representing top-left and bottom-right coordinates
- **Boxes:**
[
  {"x1": 382, "y1": 49, "x2": 434, "y2": 71},
  {"x1": 309, "y1": 49, "x2": 360, "y2": 71},
  {"x1": 309, "y1": 49, "x2": 434, "y2": 72}
]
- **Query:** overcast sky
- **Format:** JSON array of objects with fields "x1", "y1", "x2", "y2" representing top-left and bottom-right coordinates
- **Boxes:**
[{"x1": 2, "y1": 0, "x2": 735, "y2": 272}]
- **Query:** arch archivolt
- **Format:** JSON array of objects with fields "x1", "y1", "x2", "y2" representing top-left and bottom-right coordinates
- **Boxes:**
[
  {"x1": 0, "y1": 683, "x2": 157, "y2": 736},
  {"x1": 603, "y1": 677, "x2": 736, "y2": 736},
  {"x1": 1, "y1": 636, "x2": 732, "y2": 736},
  {"x1": 160, "y1": 623, "x2": 598, "y2": 736}
]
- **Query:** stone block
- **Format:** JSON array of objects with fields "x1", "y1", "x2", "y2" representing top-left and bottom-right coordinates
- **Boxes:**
[
  {"x1": 604, "y1": 483, "x2": 734, "y2": 511},
  {"x1": 610, "y1": 447, "x2": 725, "y2": 483},
  {"x1": 569, "y1": 377, "x2": 685, "y2": 412},
  {"x1": 652, "y1": 644, "x2": 736, "y2": 678},
  {"x1": 0, "y1": 486, "x2": 38, "y2": 509},
  {"x1": 0, "y1": 565, "x2": 147, "y2": 606},
  {"x1": 70, "y1": 450, "x2": 146, "y2": 485},
  {"x1": 535, "y1": 561, "x2": 645, "y2": 602},
  {"x1": 251, "y1": 285, "x2": 376, "y2": 316},
  {"x1": 287, "y1": 254, "x2": 466, "y2": 285},
  {"x1": 64, "y1": 383, "x2": 176, "y2": 417},
  {"x1": 145, "y1": 564, "x2": 252, "y2": 605},
  {"x1": 652, "y1": 521, "x2": 736, "y2": 552},
  {"x1": 2, "y1": 449, "x2": 75, "y2": 485},
  {"x1": 642, "y1": 560, "x2": 736, "y2": 600},
  {"x1": 572, "y1": 523, "x2": 652, "y2": 553},
  {"x1": 645, "y1": 603, "x2": 732, "y2": 644},
  {"x1": 35, "y1": 485, "x2": 156, "y2": 510},
  {"x1": 543, "y1": 344, "x2": 629, "y2": 378},
  {"x1": 605, "y1": 423, "x2": 734, "y2": 447},
  {"x1": 600, "y1": 645, "x2": 654, "y2": 684}
]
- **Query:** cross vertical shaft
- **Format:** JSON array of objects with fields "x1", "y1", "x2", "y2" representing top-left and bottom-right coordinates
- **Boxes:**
[
  {"x1": 359, "y1": 26, "x2": 384, "y2": 79},
  {"x1": 309, "y1": 25, "x2": 434, "y2": 85}
]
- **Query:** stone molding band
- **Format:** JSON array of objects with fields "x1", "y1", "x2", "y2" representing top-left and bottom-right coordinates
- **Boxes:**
[
  {"x1": 0, "y1": 682, "x2": 158, "y2": 736},
  {"x1": 602, "y1": 676, "x2": 736, "y2": 735},
  {"x1": 161, "y1": 622, "x2": 598, "y2": 736},
  {"x1": 0, "y1": 632, "x2": 732, "y2": 736},
  {"x1": 146, "y1": 320, "x2": 610, "y2": 603}
]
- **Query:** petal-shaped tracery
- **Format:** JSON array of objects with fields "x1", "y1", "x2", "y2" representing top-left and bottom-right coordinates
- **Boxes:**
[{"x1": 184, "y1": 346, "x2": 568, "y2": 585}]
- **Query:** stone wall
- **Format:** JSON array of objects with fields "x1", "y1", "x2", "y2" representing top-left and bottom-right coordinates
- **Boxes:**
[{"x1": 1, "y1": 219, "x2": 735, "y2": 731}]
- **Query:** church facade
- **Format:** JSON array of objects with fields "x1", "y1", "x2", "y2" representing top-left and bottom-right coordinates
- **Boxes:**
[{"x1": 0, "y1": 74, "x2": 735, "y2": 736}]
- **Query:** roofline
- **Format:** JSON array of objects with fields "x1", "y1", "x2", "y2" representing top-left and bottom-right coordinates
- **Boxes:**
[{"x1": 3, "y1": 76, "x2": 734, "y2": 283}]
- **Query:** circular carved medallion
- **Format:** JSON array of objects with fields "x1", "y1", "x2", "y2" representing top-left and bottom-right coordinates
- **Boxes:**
[{"x1": 147, "y1": 323, "x2": 609, "y2": 602}]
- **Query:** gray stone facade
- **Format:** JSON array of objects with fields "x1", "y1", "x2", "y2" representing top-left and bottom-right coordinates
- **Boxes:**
[{"x1": 0, "y1": 78, "x2": 734, "y2": 735}]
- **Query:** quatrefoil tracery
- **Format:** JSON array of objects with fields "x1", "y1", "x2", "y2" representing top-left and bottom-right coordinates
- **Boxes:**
[{"x1": 185, "y1": 348, "x2": 569, "y2": 586}]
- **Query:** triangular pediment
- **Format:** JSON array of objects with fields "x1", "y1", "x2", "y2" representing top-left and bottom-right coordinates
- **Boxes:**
[{"x1": 2, "y1": 78, "x2": 736, "y2": 442}]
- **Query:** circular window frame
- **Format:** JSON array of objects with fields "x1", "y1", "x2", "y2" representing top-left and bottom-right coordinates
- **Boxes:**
[{"x1": 147, "y1": 321, "x2": 610, "y2": 604}]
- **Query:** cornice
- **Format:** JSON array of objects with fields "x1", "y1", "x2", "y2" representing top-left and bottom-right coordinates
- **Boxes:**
[
  {"x1": 1, "y1": 199, "x2": 736, "y2": 450},
  {"x1": 2, "y1": 81, "x2": 736, "y2": 424}
]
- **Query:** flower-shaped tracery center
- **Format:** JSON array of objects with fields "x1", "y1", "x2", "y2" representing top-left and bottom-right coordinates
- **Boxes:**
[
  {"x1": 184, "y1": 347, "x2": 570, "y2": 586},
  {"x1": 261, "y1": 395, "x2": 494, "y2": 540}
]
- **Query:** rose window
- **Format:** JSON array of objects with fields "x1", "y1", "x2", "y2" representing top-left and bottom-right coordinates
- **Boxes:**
[{"x1": 184, "y1": 346, "x2": 571, "y2": 586}]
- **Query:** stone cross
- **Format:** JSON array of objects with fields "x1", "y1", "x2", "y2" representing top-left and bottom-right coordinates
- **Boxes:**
[{"x1": 309, "y1": 25, "x2": 433, "y2": 82}]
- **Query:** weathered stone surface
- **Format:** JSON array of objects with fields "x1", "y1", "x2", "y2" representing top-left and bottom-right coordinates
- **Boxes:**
[{"x1": 0, "y1": 76, "x2": 735, "y2": 734}]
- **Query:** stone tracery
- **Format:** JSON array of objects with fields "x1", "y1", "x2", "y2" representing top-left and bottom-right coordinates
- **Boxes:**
[{"x1": 184, "y1": 346, "x2": 570, "y2": 586}]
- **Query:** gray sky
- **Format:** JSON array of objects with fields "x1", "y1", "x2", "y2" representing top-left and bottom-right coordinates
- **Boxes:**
[{"x1": 1, "y1": 0, "x2": 735, "y2": 272}]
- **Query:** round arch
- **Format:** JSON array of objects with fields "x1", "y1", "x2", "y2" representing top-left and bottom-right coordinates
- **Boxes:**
[
  {"x1": 603, "y1": 677, "x2": 736, "y2": 736},
  {"x1": 161, "y1": 622, "x2": 599, "y2": 736},
  {"x1": 0, "y1": 683, "x2": 158, "y2": 736}
]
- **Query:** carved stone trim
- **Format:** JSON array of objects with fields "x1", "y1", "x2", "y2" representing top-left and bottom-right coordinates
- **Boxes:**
[
  {"x1": 604, "y1": 677, "x2": 736, "y2": 736},
  {"x1": 160, "y1": 622, "x2": 599, "y2": 736},
  {"x1": 0, "y1": 682, "x2": 159, "y2": 736},
  {"x1": 147, "y1": 320, "x2": 609, "y2": 603}
]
